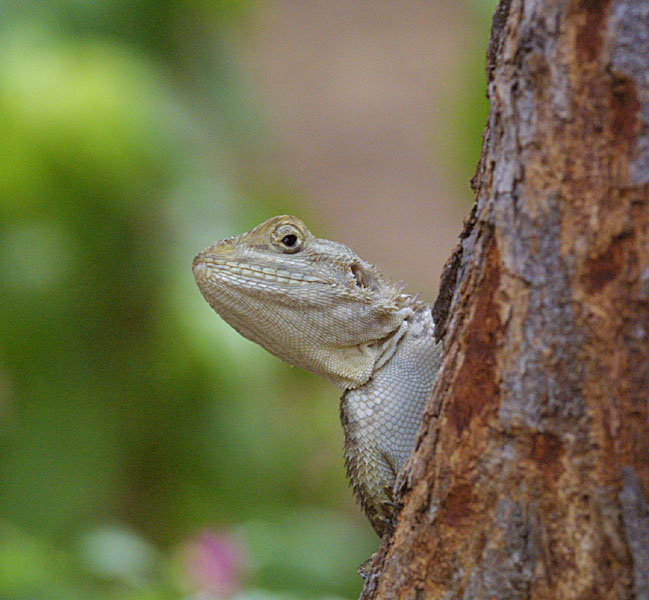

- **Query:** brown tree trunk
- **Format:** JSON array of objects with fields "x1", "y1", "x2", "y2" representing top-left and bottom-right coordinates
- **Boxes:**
[{"x1": 360, "y1": 1, "x2": 649, "y2": 598}]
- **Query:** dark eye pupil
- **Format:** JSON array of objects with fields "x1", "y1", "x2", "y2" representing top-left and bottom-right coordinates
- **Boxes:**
[{"x1": 282, "y1": 234, "x2": 297, "y2": 247}]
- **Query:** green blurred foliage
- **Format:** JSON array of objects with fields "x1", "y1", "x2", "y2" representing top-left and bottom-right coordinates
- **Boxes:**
[
  {"x1": 438, "y1": 0, "x2": 498, "y2": 199},
  {"x1": 0, "y1": 2, "x2": 493, "y2": 598}
]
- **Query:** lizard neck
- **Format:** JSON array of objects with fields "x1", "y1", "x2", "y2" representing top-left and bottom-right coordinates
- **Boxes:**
[{"x1": 340, "y1": 305, "x2": 442, "y2": 535}]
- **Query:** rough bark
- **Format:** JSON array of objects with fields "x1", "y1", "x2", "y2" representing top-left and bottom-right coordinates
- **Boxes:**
[{"x1": 361, "y1": 1, "x2": 649, "y2": 598}]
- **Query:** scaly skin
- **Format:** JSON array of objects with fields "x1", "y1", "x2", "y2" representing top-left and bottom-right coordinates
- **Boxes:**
[{"x1": 193, "y1": 215, "x2": 441, "y2": 536}]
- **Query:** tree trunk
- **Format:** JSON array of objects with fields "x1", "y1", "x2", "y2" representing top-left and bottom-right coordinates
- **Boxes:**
[{"x1": 360, "y1": 1, "x2": 649, "y2": 598}]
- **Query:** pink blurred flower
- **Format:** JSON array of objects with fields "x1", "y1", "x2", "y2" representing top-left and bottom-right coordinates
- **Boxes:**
[{"x1": 183, "y1": 530, "x2": 248, "y2": 598}]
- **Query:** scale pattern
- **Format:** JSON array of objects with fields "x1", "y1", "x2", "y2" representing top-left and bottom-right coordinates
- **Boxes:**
[{"x1": 341, "y1": 307, "x2": 440, "y2": 534}]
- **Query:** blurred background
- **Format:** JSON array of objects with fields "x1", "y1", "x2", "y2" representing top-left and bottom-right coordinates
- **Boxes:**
[{"x1": 0, "y1": 1, "x2": 495, "y2": 598}]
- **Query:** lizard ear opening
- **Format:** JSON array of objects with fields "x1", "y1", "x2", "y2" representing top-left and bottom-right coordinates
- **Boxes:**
[{"x1": 351, "y1": 262, "x2": 380, "y2": 291}]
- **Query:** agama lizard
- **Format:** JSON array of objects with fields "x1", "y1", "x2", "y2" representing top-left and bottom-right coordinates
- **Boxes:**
[{"x1": 193, "y1": 215, "x2": 441, "y2": 538}]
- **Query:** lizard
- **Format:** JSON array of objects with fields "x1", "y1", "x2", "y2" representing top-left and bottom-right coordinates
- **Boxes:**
[{"x1": 192, "y1": 215, "x2": 442, "y2": 539}]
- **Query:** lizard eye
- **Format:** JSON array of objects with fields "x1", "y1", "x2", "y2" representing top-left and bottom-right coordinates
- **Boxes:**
[
  {"x1": 272, "y1": 223, "x2": 304, "y2": 253},
  {"x1": 282, "y1": 234, "x2": 297, "y2": 247}
]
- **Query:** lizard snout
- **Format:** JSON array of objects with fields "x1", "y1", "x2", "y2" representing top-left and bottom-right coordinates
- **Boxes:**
[{"x1": 192, "y1": 252, "x2": 208, "y2": 278}]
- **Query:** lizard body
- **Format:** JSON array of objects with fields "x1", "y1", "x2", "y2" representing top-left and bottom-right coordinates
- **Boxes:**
[{"x1": 193, "y1": 215, "x2": 441, "y2": 536}]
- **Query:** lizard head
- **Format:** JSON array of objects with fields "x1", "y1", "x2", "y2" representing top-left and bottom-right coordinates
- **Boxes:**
[{"x1": 193, "y1": 215, "x2": 414, "y2": 389}]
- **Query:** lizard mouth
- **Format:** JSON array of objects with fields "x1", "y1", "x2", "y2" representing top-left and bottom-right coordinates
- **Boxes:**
[{"x1": 193, "y1": 247, "x2": 327, "y2": 288}]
